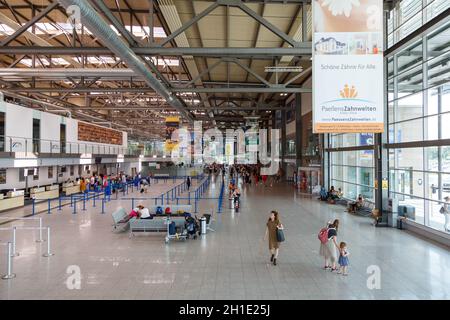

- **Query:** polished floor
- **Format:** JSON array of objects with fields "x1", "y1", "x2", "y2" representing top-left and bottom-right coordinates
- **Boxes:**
[{"x1": 0, "y1": 176, "x2": 449, "y2": 300}]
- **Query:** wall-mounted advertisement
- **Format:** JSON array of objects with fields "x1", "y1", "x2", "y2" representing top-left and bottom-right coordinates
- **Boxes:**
[{"x1": 312, "y1": 0, "x2": 384, "y2": 133}]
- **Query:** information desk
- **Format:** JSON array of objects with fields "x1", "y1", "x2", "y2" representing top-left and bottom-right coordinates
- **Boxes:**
[
  {"x1": 31, "y1": 186, "x2": 60, "y2": 201},
  {"x1": 63, "y1": 184, "x2": 80, "y2": 196},
  {"x1": 0, "y1": 194, "x2": 25, "y2": 212}
]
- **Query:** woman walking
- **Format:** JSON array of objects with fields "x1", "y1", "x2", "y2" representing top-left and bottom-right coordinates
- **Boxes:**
[
  {"x1": 440, "y1": 196, "x2": 450, "y2": 232},
  {"x1": 186, "y1": 176, "x2": 191, "y2": 191},
  {"x1": 319, "y1": 219, "x2": 340, "y2": 272},
  {"x1": 264, "y1": 210, "x2": 284, "y2": 266}
]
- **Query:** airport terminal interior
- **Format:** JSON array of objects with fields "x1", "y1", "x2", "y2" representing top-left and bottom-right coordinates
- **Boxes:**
[{"x1": 0, "y1": 0, "x2": 449, "y2": 300}]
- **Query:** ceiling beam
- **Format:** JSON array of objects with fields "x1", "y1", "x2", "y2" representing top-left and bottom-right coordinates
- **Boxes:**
[
  {"x1": 0, "y1": 1, "x2": 60, "y2": 46},
  {"x1": 3, "y1": 86, "x2": 310, "y2": 93},
  {"x1": 171, "y1": 87, "x2": 311, "y2": 93},
  {"x1": 0, "y1": 46, "x2": 312, "y2": 56}
]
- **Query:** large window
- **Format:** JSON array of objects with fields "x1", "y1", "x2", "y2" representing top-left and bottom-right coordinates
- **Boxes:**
[
  {"x1": 328, "y1": 133, "x2": 375, "y2": 201},
  {"x1": 387, "y1": 19, "x2": 450, "y2": 233},
  {"x1": 387, "y1": 0, "x2": 450, "y2": 47}
]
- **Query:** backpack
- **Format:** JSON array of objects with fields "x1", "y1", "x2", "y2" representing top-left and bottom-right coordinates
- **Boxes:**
[
  {"x1": 318, "y1": 227, "x2": 329, "y2": 244},
  {"x1": 156, "y1": 206, "x2": 163, "y2": 215},
  {"x1": 165, "y1": 207, "x2": 172, "y2": 215}
]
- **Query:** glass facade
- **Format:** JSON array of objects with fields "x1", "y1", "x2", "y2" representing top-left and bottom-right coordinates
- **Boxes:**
[
  {"x1": 387, "y1": 0, "x2": 450, "y2": 47},
  {"x1": 328, "y1": 134, "x2": 375, "y2": 201},
  {"x1": 324, "y1": 1, "x2": 449, "y2": 235},
  {"x1": 387, "y1": 17, "x2": 450, "y2": 233}
]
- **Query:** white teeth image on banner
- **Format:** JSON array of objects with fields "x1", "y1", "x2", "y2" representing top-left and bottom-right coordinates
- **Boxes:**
[
  {"x1": 321, "y1": 0, "x2": 361, "y2": 18},
  {"x1": 313, "y1": 0, "x2": 383, "y2": 33}
]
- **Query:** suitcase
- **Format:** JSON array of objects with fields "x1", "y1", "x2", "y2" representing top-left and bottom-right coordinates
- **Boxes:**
[{"x1": 169, "y1": 221, "x2": 176, "y2": 235}]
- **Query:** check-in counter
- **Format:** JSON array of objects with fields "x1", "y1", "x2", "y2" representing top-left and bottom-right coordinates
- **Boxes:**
[
  {"x1": 0, "y1": 190, "x2": 25, "y2": 212},
  {"x1": 31, "y1": 185, "x2": 60, "y2": 201},
  {"x1": 63, "y1": 182, "x2": 80, "y2": 196}
]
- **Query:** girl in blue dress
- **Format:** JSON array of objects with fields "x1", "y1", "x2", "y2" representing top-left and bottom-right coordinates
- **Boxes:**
[{"x1": 338, "y1": 242, "x2": 350, "y2": 276}]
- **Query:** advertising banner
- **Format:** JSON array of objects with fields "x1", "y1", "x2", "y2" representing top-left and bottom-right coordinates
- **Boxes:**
[
  {"x1": 165, "y1": 116, "x2": 180, "y2": 153},
  {"x1": 312, "y1": 0, "x2": 384, "y2": 133}
]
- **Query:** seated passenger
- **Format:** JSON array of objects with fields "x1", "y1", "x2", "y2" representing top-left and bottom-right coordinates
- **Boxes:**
[
  {"x1": 327, "y1": 186, "x2": 336, "y2": 200},
  {"x1": 137, "y1": 205, "x2": 152, "y2": 220},
  {"x1": 349, "y1": 194, "x2": 364, "y2": 213},
  {"x1": 319, "y1": 187, "x2": 328, "y2": 201}
]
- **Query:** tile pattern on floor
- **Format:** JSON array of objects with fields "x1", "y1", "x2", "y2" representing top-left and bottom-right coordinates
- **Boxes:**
[{"x1": 0, "y1": 176, "x2": 449, "y2": 300}]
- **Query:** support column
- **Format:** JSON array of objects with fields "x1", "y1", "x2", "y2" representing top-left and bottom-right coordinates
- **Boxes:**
[
  {"x1": 295, "y1": 93, "x2": 302, "y2": 170},
  {"x1": 376, "y1": 10, "x2": 390, "y2": 225},
  {"x1": 322, "y1": 134, "x2": 329, "y2": 189},
  {"x1": 281, "y1": 110, "x2": 287, "y2": 178}
]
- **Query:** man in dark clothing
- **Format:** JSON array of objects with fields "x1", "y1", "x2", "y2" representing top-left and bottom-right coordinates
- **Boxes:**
[{"x1": 186, "y1": 176, "x2": 191, "y2": 191}]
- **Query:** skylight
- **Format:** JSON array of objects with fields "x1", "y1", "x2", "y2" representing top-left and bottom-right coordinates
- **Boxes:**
[
  {"x1": 145, "y1": 57, "x2": 179, "y2": 67},
  {"x1": 0, "y1": 23, "x2": 166, "y2": 38},
  {"x1": 20, "y1": 58, "x2": 70, "y2": 67}
]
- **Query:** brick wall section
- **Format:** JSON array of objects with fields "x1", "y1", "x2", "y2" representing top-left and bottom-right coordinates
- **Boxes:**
[{"x1": 78, "y1": 122, "x2": 123, "y2": 145}]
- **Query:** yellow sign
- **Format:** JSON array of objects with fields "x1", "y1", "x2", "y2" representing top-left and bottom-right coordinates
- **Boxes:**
[{"x1": 165, "y1": 116, "x2": 180, "y2": 153}]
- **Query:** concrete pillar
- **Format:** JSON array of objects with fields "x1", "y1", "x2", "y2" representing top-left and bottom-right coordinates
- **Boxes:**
[
  {"x1": 295, "y1": 93, "x2": 302, "y2": 170},
  {"x1": 281, "y1": 110, "x2": 287, "y2": 177}
]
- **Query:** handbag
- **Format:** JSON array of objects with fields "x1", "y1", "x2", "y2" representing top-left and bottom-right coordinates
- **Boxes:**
[{"x1": 276, "y1": 228, "x2": 285, "y2": 242}]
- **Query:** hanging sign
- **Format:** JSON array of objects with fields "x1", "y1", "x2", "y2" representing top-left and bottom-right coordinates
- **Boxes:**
[{"x1": 312, "y1": 0, "x2": 384, "y2": 133}]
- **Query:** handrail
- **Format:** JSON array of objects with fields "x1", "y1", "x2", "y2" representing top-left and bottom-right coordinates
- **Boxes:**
[{"x1": 0, "y1": 134, "x2": 140, "y2": 156}]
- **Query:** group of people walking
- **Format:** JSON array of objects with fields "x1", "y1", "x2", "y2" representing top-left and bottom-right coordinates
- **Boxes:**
[
  {"x1": 263, "y1": 213, "x2": 349, "y2": 274},
  {"x1": 319, "y1": 219, "x2": 349, "y2": 275}
]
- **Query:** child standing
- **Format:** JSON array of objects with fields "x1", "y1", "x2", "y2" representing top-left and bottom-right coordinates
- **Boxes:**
[{"x1": 338, "y1": 242, "x2": 350, "y2": 276}]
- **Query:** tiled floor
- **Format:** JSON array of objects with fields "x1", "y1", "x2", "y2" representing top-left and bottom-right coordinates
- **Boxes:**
[{"x1": 0, "y1": 175, "x2": 449, "y2": 300}]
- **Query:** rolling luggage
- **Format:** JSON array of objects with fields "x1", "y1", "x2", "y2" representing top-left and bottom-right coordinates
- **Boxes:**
[{"x1": 168, "y1": 221, "x2": 176, "y2": 235}]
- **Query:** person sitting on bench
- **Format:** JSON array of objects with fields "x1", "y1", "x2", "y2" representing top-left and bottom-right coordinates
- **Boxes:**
[
  {"x1": 327, "y1": 186, "x2": 338, "y2": 200},
  {"x1": 349, "y1": 194, "x2": 364, "y2": 213},
  {"x1": 136, "y1": 204, "x2": 152, "y2": 220},
  {"x1": 319, "y1": 187, "x2": 328, "y2": 201}
]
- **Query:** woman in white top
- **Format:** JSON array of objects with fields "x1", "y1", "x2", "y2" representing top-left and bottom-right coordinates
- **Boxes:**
[{"x1": 136, "y1": 205, "x2": 151, "y2": 220}]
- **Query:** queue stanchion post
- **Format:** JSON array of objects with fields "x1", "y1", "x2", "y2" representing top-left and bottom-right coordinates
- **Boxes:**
[
  {"x1": 83, "y1": 195, "x2": 86, "y2": 211},
  {"x1": 188, "y1": 192, "x2": 191, "y2": 205},
  {"x1": 70, "y1": 194, "x2": 73, "y2": 207},
  {"x1": 43, "y1": 227, "x2": 54, "y2": 257},
  {"x1": 101, "y1": 198, "x2": 105, "y2": 214},
  {"x1": 12, "y1": 227, "x2": 19, "y2": 257},
  {"x1": 161, "y1": 194, "x2": 164, "y2": 205},
  {"x1": 93, "y1": 193, "x2": 96, "y2": 208},
  {"x1": 73, "y1": 199, "x2": 77, "y2": 214},
  {"x1": 32, "y1": 199, "x2": 35, "y2": 216},
  {"x1": 58, "y1": 197, "x2": 62, "y2": 211},
  {"x1": 47, "y1": 199, "x2": 51, "y2": 214},
  {"x1": 2, "y1": 242, "x2": 16, "y2": 280},
  {"x1": 131, "y1": 198, "x2": 135, "y2": 211}
]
